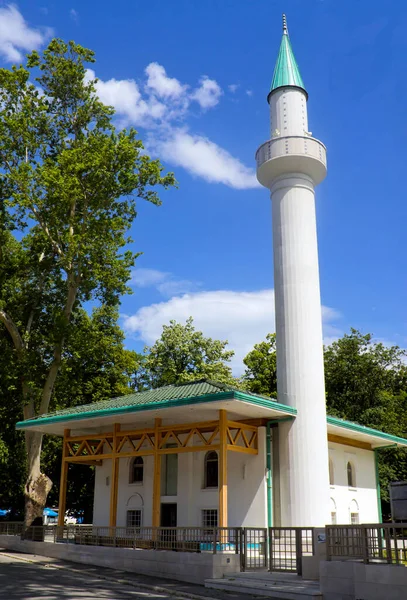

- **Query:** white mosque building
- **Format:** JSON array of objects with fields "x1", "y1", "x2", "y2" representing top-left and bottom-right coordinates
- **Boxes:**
[{"x1": 17, "y1": 17, "x2": 407, "y2": 530}]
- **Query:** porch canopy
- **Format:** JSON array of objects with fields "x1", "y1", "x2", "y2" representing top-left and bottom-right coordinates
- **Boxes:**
[{"x1": 16, "y1": 380, "x2": 296, "y2": 529}]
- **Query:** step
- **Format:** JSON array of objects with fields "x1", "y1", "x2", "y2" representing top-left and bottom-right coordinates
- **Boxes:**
[{"x1": 205, "y1": 576, "x2": 322, "y2": 599}]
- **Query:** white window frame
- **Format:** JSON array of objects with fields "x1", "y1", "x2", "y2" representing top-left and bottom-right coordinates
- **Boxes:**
[
  {"x1": 204, "y1": 451, "x2": 218, "y2": 489},
  {"x1": 126, "y1": 508, "x2": 142, "y2": 528},
  {"x1": 129, "y1": 456, "x2": 144, "y2": 485},
  {"x1": 201, "y1": 508, "x2": 218, "y2": 529}
]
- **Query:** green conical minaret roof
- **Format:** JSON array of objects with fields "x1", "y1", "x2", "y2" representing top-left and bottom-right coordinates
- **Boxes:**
[{"x1": 268, "y1": 14, "x2": 307, "y2": 101}]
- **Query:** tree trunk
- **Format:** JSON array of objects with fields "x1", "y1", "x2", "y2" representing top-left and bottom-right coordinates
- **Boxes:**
[{"x1": 24, "y1": 430, "x2": 52, "y2": 527}]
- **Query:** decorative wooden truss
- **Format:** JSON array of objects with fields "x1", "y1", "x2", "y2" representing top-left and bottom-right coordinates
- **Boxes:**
[
  {"x1": 59, "y1": 412, "x2": 259, "y2": 529},
  {"x1": 64, "y1": 419, "x2": 258, "y2": 463}
]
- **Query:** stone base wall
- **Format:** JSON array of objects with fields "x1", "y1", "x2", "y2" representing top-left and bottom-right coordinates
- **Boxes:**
[
  {"x1": 0, "y1": 535, "x2": 240, "y2": 584},
  {"x1": 320, "y1": 560, "x2": 407, "y2": 600}
]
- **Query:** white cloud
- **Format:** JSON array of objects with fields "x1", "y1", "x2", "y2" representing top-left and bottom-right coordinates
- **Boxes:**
[
  {"x1": 131, "y1": 267, "x2": 199, "y2": 296},
  {"x1": 145, "y1": 62, "x2": 186, "y2": 99},
  {"x1": 228, "y1": 84, "x2": 239, "y2": 93},
  {"x1": 86, "y1": 68, "x2": 165, "y2": 125},
  {"x1": 123, "y1": 289, "x2": 341, "y2": 374},
  {"x1": 191, "y1": 76, "x2": 223, "y2": 109},
  {"x1": 86, "y1": 63, "x2": 256, "y2": 188},
  {"x1": 246, "y1": 90, "x2": 253, "y2": 97},
  {"x1": 131, "y1": 268, "x2": 169, "y2": 288},
  {"x1": 151, "y1": 129, "x2": 260, "y2": 189},
  {"x1": 70, "y1": 8, "x2": 78, "y2": 22},
  {"x1": 0, "y1": 4, "x2": 52, "y2": 62}
]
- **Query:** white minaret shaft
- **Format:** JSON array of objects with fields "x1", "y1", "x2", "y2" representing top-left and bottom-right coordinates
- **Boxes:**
[{"x1": 256, "y1": 15, "x2": 330, "y2": 527}]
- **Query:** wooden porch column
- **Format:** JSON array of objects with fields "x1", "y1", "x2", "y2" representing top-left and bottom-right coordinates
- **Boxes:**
[
  {"x1": 57, "y1": 429, "x2": 70, "y2": 526},
  {"x1": 109, "y1": 423, "x2": 120, "y2": 527},
  {"x1": 152, "y1": 418, "x2": 162, "y2": 528},
  {"x1": 219, "y1": 410, "x2": 228, "y2": 528}
]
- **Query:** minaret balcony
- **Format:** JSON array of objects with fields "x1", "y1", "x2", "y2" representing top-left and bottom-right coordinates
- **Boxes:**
[{"x1": 256, "y1": 135, "x2": 327, "y2": 188}]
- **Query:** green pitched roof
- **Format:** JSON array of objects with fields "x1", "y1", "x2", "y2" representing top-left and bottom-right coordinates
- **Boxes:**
[
  {"x1": 269, "y1": 14, "x2": 307, "y2": 99},
  {"x1": 16, "y1": 379, "x2": 297, "y2": 429}
]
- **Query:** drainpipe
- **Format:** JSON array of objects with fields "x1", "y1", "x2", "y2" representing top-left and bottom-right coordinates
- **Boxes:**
[
  {"x1": 265, "y1": 417, "x2": 294, "y2": 528},
  {"x1": 266, "y1": 422, "x2": 272, "y2": 528},
  {"x1": 374, "y1": 444, "x2": 397, "y2": 524}
]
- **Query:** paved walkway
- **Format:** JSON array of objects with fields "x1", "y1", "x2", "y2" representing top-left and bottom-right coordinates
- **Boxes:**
[{"x1": 0, "y1": 549, "x2": 259, "y2": 600}]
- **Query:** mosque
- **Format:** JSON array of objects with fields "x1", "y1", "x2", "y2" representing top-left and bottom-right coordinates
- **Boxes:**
[{"x1": 17, "y1": 17, "x2": 407, "y2": 530}]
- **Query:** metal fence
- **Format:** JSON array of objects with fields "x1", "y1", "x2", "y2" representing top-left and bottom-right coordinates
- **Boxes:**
[
  {"x1": 326, "y1": 523, "x2": 407, "y2": 565},
  {"x1": 0, "y1": 522, "x2": 316, "y2": 573},
  {"x1": 269, "y1": 527, "x2": 314, "y2": 575}
]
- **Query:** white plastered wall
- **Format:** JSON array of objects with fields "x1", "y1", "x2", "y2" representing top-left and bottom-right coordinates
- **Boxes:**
[
  {"x1": 328, "y1": 442, "x2": 379, "y2": 525},
  {"x1": 93, "y1": 427, "x2": 267, "y2": 527}
]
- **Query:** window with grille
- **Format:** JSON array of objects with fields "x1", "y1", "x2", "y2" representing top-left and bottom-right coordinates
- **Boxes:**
[
  {"x1": 350, "y1": 512, "x2": 359, "y2": 525},
  {"x1": 126, "y1": 509, "x2": 142, "y2": 528},
  {"x1": 204, "y1": 451, "x2": 218, "y2": 488},
  {"x1": 202, "y1": 509, "x2": 218, "y2": 528},
  {"x1": 129, "y1": 457, "x2": 144, "y2": 484}
]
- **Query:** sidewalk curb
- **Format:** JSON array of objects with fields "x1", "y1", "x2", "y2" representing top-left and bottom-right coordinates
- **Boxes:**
[{"x1": 0, "y1": 551, "x2": 218, "y2": 600}]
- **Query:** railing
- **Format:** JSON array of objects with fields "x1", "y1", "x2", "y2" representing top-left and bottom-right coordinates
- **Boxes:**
[
  {"x1": 0, "y1": 523, "x2": 316, "y2": 573},
  {"x1": 0, "y1": 522, "x2": 24, "y2": 536},
  {"x1": 0, "y1": 523, "x2": 242, "y2": 554},
  {"x1": 326, "y1": 524, "x2": 407, "y2": 565},
  {"x1": 255, "y1": 136, "x2": 327, "y2": 170},
  {"x1": 269, "y1": 527, "x2": 315, "y2": 575}
]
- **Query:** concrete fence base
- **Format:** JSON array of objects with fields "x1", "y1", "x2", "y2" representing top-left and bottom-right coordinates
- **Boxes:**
[
  {"x1": 0, "y1": 535, "x2": 241, "y2": 584},
  {"x1": 320, "y1": 560, "x2": 407, "y2": 600}
]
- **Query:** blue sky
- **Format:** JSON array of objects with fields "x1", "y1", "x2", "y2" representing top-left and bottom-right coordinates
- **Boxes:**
[{"x1": 5, "y1": 1, "x2": 407, "y2": 372}]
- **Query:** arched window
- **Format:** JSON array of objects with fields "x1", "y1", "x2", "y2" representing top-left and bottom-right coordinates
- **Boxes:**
[
  {"x1": 130, "y1": 456, "x2": 144, "y2": 484},
  {"x1": 347, "y1": 461, "x2": 356, "y2": 488},
  {"x1": 329, "y1": 459, "x2": 334, "y2": 486},
  {"x1": 204, "y1": 451, "x2": 218, "y2": 488},
  {"x1": 330, "y1": 498, "x2": 337, "y2": 525},
  {"x1": 349, "y1": 499, "x2": 359, "y2": 525}
]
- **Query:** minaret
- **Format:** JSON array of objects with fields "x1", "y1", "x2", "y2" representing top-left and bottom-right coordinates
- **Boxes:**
[{"x1": 256, "y1": 15, "x2": 330, "y2": 527}]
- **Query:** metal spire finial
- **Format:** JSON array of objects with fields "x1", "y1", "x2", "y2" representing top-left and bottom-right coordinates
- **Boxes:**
[{"x1": 282, "y1": 13, "x2": 288, "y2": 35}]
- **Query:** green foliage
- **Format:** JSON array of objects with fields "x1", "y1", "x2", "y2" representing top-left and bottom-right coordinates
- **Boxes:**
[
  {"x1": 242, "y1": 333, "x2": 277, "y2": 397},
  {"x1": 324, "y1": 329, "x2": 407, "y2": 503},
  {"x1": 0, "y1": 38, "x2": 175, "y2": 515},
  {"x1": 241, "y1": 328, "x2": 407, "y2": 509},
  {"x1": 139, "y1": 317, "x2": 236, "y2": 389}
]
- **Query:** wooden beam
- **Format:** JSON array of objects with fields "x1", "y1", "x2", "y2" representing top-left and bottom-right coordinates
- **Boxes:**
[
  {"x1": 227, "y1": 445, "x2": 258, "y2": 455},
  {"x1": 219, "y1": 410, "x2": 228, "y2": 528},
  {"x1": 65, "y1": 453, "x2": 113, "y2": 463},
  {"x1": 328, "y1": 433, "x2": 372, "y2": 451},
  {"x1": 152, "y1": 418, "x2": 162, "y2": 528},
  {"x1": 109, "y1": 423, "x2": 120, "y2": 527},
  {"x1": 227, "y1": 419, "x2": 258, "y2": 432},
  {"x1": 58, "y1": 429, "x2": 70, "y2": 526},
  {"x1": 236, "y1": 418, "x2": 269, "y2": 427}
]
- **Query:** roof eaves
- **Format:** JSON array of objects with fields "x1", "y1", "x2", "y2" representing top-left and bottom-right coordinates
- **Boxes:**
[
  {"x1": 15, "y1": 388, "x2": 297, "y2": 431},
  {"x1": 234, "y1": 391, "x2": 297, "y2": 415},
  {"x1": 16, "y1": 390, "x2": 236, "y2": 430},
  {"x1": 327, "y1": 415, "x2": 407, "y2": 447}
]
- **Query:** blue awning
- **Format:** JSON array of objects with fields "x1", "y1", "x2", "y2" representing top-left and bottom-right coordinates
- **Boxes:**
[{"x1": 43, "y1": 508, "x2": 58, "y2": 517}]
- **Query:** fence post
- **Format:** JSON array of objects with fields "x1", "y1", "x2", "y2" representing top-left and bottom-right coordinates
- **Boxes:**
[
  {"x1": 361, "y1": 525, "x2": 369, "y2": 564},
  {"x1": 295, "y1": 529, "x2": 303, "y2": 576},
  {"x1": 240, "y1": 528, "x2": 245, "y2": 571},
  {"x1": 213, "y1": 528, "x2": 217, "y2": 554},
  {"x1": 268, "y1": 528, "x2": 273, "y2": 572},
  {"x1": 393, "y1": 526, "x2": 399, "y2": 565}
]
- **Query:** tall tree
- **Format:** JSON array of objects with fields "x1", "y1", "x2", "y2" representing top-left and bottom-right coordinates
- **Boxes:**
[
  {"x1": 324, "y1": 329, "x2": 407, "y2": 504},
  {"x1": 0, "y1": 39, "x2": 175, "y2": 524},
  {"x1": 140, "y1": 317, "x2": 236, "y2": 388},
  {"x1": 0, "y1": 304, "x2": 142, "y2": 517},
  {"x1": 242, "y1": 333, "x2": 277, "y2": 397}
]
